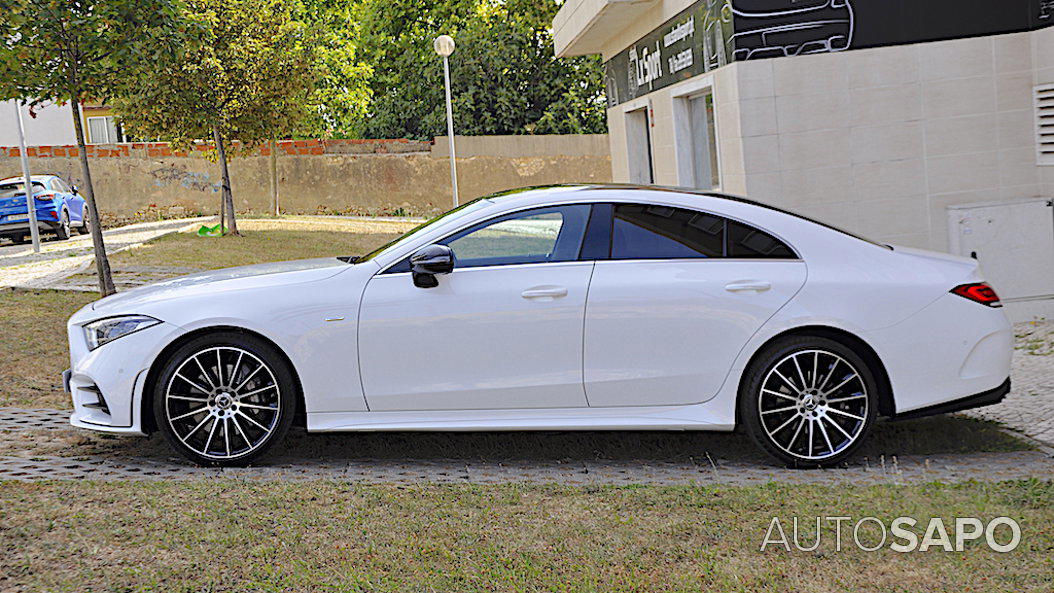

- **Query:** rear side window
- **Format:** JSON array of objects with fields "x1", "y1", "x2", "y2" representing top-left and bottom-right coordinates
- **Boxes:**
[
  {"x1": 612, "y1": 204, "x2": 724, "y2": 259},
  {"x1": 727, "y1": 220, "x2": 796, "y2": 259},
  {"x1": 610, "y1": 203, "x2": 796, "y2": 260},
  {"x1": 50, "y1": 178, "x2": 70, "y2": 193}
]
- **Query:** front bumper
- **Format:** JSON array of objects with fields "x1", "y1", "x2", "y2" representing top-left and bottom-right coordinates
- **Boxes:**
[{"x1": 66, "y1": 319, "x2": 181, "y2": 435}]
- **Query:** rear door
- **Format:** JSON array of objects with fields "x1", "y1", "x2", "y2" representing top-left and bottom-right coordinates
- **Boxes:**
[{"x1": 584, "y1": 203, "x2": 807, "y2": 407}]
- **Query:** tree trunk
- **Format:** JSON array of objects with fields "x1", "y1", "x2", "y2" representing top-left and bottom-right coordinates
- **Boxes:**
[
  {"x1": 269, "y1": 139, "x2": 278, "y2": 216},
  {"x1": 70, "y1": 99, "x2": 116, "y2": 296},
  {"x1": 212, "y1": 127, "x2": 239, "y2": 235}
]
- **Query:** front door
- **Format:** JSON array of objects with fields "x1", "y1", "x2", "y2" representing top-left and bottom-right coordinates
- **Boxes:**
[{"x1": 358, "y1": 204, "x2": 594, "y2": 411}]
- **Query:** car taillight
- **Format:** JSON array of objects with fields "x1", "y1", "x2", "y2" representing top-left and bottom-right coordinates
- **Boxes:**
[
  {"x1": 950, "y1": 283, "x2": 1002, "y2": 307},
  {"x1": 33, "y1": 192, "x2": 55, "y2": 201}
]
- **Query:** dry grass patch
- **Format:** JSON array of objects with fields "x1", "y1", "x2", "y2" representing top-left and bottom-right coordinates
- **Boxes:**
[
  {"x1": 1, "y1": 479, "x2": 1051, "y2": 592},
  {"x1": 0, "y1": 289, "x2": 95, "y2": 408},
  {"x1": 108, "y1": 217, "x2": 416, "y2": 272}
]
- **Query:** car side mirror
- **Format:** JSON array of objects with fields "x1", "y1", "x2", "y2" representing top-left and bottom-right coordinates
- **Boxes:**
[
  {"x1": 409, "y1": 244, "x2": 454, "y2": 288},
  {"x1": 71, "y1": 185, "x2": 79, "y2": 194}
]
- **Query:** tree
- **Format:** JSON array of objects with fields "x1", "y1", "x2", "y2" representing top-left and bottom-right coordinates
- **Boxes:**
[
  {"x1": 0, "y1": 0, "x2": 191, "y2": 296},
  {"x1": 293, "y1": 0, "x2": 372, "y2": 139},
  {"x1": 354, "y1": 0, "x2": 607, "y2": 140},
  {"x1": 113, "y1": 0, "x2": 318, "y2": 235}
]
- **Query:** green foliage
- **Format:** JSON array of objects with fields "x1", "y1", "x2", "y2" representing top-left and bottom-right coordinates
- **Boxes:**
[
  {"x1": 355, "y1": 0, "x2": 607, "y2": 139},
  {"x1": 293, "y1": 0, "x2": 372, "y2": 138},
  {"x1": 112, "y1": 0, "x2": 318, "y2": 150},
  {"x1": 0, "y1": 0, "x2": 189, "y2": 104}
]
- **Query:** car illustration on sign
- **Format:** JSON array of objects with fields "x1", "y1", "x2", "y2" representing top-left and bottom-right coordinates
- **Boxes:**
[
  {"x1": 65, "y1": 185, "x2": 1011, "y2": 468},
  {"x1": 729, "y1": 0, "x2": 854, "y2": 61}
]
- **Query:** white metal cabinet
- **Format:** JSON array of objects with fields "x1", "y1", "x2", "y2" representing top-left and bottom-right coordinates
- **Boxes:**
[
  {"x1": 582, "y1": 259, "x2": 807, "y2": 407},
  {"x1": 948, "y1": 197, "x2": 1054, "y2": 320}
]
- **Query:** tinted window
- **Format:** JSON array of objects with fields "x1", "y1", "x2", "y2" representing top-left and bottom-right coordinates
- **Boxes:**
[
  {"x1": 727, "y1": 220, "x2": 795, "y2": 259},
  {"x1": 612, "y1": 204, "x2": 724, "y2": 259}
]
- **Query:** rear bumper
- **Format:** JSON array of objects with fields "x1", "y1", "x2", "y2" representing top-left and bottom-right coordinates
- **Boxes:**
[
  {"x1": 892, "y1": 378, "x2": 1010, "y2": 420},
  {"x1": 0, "y1": 220, "x2": 56, "y2": 235}
]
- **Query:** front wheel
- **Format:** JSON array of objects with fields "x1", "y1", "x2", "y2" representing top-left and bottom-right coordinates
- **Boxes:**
[
  {"x1": 153, "y1": 332, "x2": 296, "y2": 466},
  {"x1": 739, "y1": 336, "x2": 878, "y2": 468},
  {"x1": 55, "y1": 209, "x2": 71, "y2": 240}
]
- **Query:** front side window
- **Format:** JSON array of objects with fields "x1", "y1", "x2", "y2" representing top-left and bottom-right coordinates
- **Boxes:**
[
  {"x1": 442, "y1": 205, "x2": 591, "y2": 268},
  {"x1": 611, "y1": 203, "x2": 796, "y2": 260}
]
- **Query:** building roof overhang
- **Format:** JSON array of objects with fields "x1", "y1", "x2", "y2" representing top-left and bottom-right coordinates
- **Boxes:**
[{"x1": 553, "y1": 0, "x2": 657, "y2": 57}]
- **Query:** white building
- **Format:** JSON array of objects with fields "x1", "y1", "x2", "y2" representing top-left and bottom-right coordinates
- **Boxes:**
[
  {"x1": 1, "y1": 100, "x2": 127, "y2": 146},
  {"x1": 555, "y1": 0, "x2": 1054, "y2": 319}
]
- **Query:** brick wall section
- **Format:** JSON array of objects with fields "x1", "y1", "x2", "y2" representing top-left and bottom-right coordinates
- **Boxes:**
[
  {"x1": 3, "y1": 138, "x2": 432, "y2": 159},
  {"x1": 0, "y1": 135, "x2": 610, "y2": 221}
]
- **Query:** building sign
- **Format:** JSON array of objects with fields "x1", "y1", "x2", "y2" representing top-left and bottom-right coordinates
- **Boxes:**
[
  {"x1": 604, "y1": 0, "x2": 734, "y2": 108},
  {"x1": 605, "y1": 0, "x2": 1054, "y2": 106}
]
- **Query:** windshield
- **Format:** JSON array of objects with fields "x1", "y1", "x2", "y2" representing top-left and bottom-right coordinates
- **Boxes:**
[
  {"x1": 354, "y1": 197, "x2": 494, "y2": 263},
  {"x1": 0, "y1": 181, "x2": 47, "y2": 198}
]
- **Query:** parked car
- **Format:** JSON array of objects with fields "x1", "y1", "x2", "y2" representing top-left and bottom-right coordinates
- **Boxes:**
[
  {"x1": 64, "y1": 185, "x2": 1012, "y2": 467},
  {"x1": 0, "y1": 174, "x2": 89, "y2": 243}
]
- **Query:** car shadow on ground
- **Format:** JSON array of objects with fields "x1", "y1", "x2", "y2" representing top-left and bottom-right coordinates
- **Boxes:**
[{"x1": 43, "y1": 414, "x2": 1027, "y2": 469}]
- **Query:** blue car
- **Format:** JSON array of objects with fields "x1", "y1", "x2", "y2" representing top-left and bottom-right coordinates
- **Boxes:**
[{"x1": 0, "y1": 174, "x2": 89, "y2": 243}]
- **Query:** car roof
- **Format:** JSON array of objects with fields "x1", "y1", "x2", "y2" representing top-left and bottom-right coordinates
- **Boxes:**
[
  {"x1": 485, "y1": 183, "x2": 890, "y2": 249},
  {"x1": 0, "y1": 174, "x2": 57, "y2": 184}
]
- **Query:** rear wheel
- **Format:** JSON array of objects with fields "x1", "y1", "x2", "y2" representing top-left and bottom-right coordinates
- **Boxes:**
[
  {"x1": 153, "y1": 332, "x2": 296, "y2": 466},
  {"x1": 739, "y1": 336, "x2": 878, "y2": 468}
]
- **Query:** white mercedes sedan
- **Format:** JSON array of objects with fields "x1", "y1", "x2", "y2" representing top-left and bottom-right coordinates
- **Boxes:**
[{"x1": 65, "y1": 185, "x2": 1013, "y2": 467}]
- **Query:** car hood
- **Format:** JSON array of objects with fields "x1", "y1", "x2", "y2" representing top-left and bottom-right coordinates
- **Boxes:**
[{"x1": 83, "y1": 258, "x2": 353, "y2": 319}]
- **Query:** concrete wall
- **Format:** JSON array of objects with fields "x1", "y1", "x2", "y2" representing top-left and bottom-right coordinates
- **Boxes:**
[
  {"x1": 0, "y1": 135, "x2": 611, "y2": 222},
  {"x1": 605, "y1": 27, "x2": 1054, "y2": 252},
  {"x1": 730, "y1": 29, "x2": 1054, "y2": 251}
]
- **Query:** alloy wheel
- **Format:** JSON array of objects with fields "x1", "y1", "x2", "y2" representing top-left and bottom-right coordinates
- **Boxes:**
[
  {"x1": 164, "y1": 346, "x2": 282, "y2": 460},
  {"x1": 757, "y1": 349, "x2": 869, "y2": 461}
]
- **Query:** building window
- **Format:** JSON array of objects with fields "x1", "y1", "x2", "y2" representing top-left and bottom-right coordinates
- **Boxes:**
[
  {"x1": 86, "y1": 115, "x2": 126, "y2": 144},
  {"x1": 1037, "y1": 84, "x2": 1054, "y2": 166},
  {"x1": 688, "y1": 93, "x2": 719, "y2": 189},
  {"x1": 624, "y1": 107, "x2": 654, "y2": 184}
]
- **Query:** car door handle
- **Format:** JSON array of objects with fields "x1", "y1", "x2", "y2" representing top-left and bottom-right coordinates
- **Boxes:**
[
  {"x1": 521, "y1": 286, "x2": 568, "y2": 300},
  {"x1": 725, "y1": 280, "x2": 771, "y2": 293}
]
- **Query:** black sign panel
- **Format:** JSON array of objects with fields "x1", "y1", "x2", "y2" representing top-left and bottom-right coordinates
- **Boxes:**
[
  {"x1": 603, "y1": 0, "x2": 734, "y2": 108},
  {"x1": 604, "y1": 0, "x2": 1054, "y2": 106}
]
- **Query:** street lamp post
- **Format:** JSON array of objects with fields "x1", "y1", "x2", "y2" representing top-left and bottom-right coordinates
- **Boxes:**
[
  {"x1": 433, "y1": 34, "x2": 459, "y2": 207},
  {"x1": 12, "y1": 101, "x2": 41, "y2": 252}
]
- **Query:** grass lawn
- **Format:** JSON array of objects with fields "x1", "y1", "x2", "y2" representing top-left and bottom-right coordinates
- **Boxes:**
[
  {"x1": 1, "y1": 479, "x2": 1051, "y2": 592},
  {"x1": 107, "y1": 216, "x2": 416, "y2": 271}
]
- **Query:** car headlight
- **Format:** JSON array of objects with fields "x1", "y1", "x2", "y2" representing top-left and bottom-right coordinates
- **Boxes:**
[{"x1": 83, "y1": 315, "x2": 161, "y2": 350}]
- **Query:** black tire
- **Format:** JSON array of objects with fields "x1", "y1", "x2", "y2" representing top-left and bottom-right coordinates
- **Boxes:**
[
  {"x1": 739, "y1": 335, "x2": 878, "y2": 468},
  {"x1": 78, "y1": 213, "x2": 92, "y2": 235},
  {"x1": 12, "y1": 234, "x2": 29, "y2": 245},
  {"x1": 153, "y1": 331, "x2": 297, "y2": 466},
  {"x1": 55, "y1": 209, "x2": 71, "y2": 240}
]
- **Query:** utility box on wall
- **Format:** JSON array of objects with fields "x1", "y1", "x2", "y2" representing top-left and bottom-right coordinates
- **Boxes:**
[{"x1": 948, "y1": 198, "x2": 1054, "y2": 322}]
